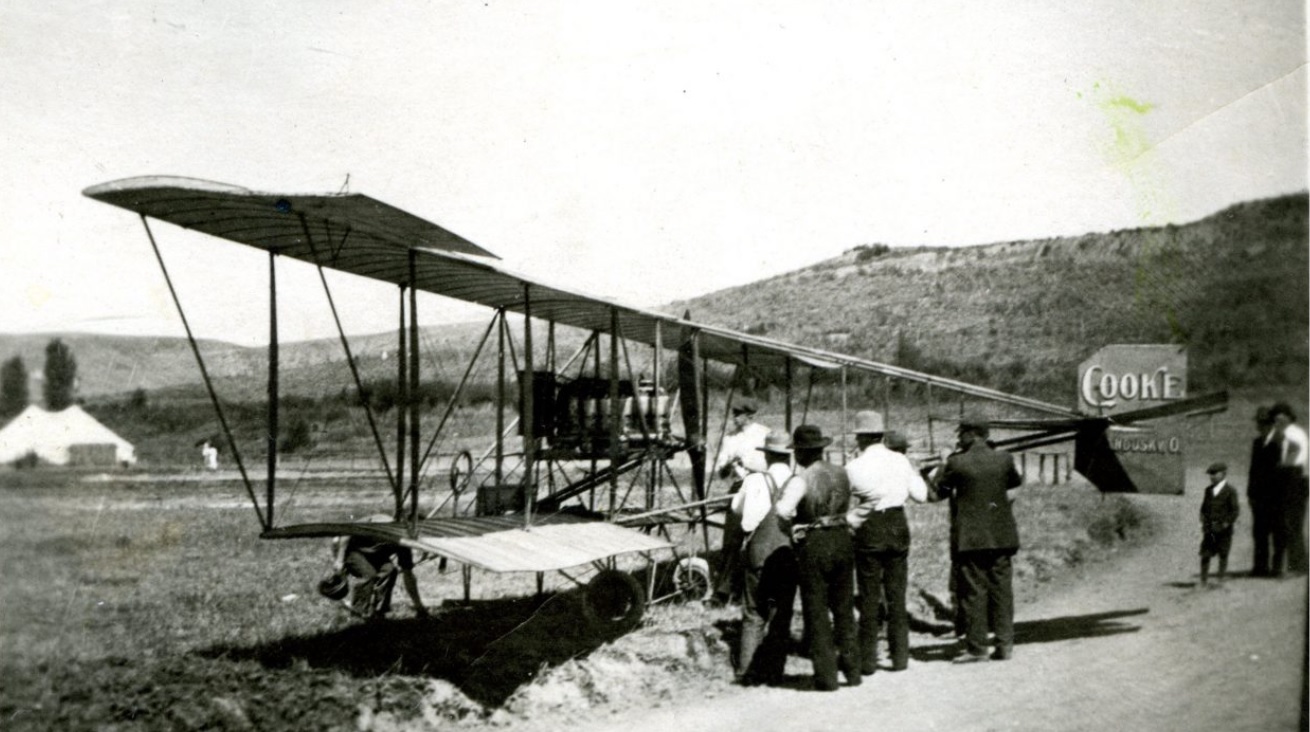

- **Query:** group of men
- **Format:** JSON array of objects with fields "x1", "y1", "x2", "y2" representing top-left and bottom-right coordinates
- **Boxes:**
[
  {"x1": 1246, "y1": 402, "x2": 1309, "y2": 578},
  {"x1": 716, "y1": 400, "x2": 1022, "y2": 689}
]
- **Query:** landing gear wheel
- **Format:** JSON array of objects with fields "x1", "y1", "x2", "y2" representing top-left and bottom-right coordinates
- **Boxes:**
[
  {"x1": 581, "y1": 569, "x2": 645, "y2": 631},
  {"x1": 673, "y1": 557, "x2": 713, "y2": 602}
]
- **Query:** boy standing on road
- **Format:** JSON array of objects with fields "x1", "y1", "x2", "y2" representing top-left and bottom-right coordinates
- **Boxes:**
[{"x1": 1199, "y1": 462, "x2": 1240, "y2": 586}]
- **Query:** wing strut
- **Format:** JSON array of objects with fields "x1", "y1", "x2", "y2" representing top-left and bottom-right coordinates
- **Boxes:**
[
  {"x1": 300, "y1": 214, "x2": 398, "y2": 495},
  {"x1": 139, "y1": 216, "x2": 266, "y2": 530},
  {"x1": 267, "y1": 250, "x2": 278, "y2": 526},
  {"x1": 408, "y1": 250, "x2": 421, "y2": 534}
]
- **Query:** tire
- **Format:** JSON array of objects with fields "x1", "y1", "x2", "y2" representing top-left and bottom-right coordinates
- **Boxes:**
[
  {"x1": 581, "y1": 569, "x2": 645, "y2": 632},
  {"x1": 673, "y1": 557, "x2": 713, "y2": 602}
]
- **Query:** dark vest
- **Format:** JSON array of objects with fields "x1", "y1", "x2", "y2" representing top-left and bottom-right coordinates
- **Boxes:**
[
  {"x1": 744, "y1": 473, "x2": 794, "y2": 569},
  {"x1": 795, "y1": 461, "x2": 851, "y2": 524}
]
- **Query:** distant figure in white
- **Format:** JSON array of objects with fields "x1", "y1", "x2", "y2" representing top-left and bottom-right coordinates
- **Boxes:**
[{"x1": 201, "y1": 441, "x2": 219, "y2": 471}]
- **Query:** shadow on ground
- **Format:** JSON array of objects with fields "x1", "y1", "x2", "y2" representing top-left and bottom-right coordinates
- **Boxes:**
[
  {"x1": 199, "y1": 589, "x2": 631, "y2": 708},
  {"x1": 912, "y1": 607, "x2": 1148, "y2": 662}
]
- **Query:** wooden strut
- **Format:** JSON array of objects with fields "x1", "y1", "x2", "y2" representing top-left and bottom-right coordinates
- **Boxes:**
[
  {"x1": 409, "y1": 250, "x2": 420, "y2": 535},
  {"x1": 267, "y1": 249, "x2": 278, "y2": 528},
  {"x1": 496, "y1": 309, "x2": 505, "y2": 486},
  {"x1": 395, "y1": 285, "x2": 407, "y2": 519},
  {"x1": 840, "y1": 365, "x2": 848, "y2": 464},
  {"x1": 523, "y1": 284, "x2": 535, "y2": 528},
  {"x1": 785, "y1": 357, "x2": 793, "y2": 432},
  {"x1": 609, "y1": 308, "x2": 620, "y2": 516},
  {"x1": 591, "y1": 330, "x2": 601, "y2": 511},
  {"x1": 299, "y1": 214, "x2": 397, "y2": 494},
  {"x1": 138, "y1": 216, "x2": 265, "y2": 530},
  {"x1": 415, "y1": 316, "x2": 497, "y2": 477}
]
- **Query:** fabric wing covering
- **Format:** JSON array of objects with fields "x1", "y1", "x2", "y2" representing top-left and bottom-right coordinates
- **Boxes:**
[
  {"x1": 85, "y1": 175, "x2": 1081, "y2": 412},
  {"x1": 83, "y1": 175, "x2": 833, "y2": 373},
  {"x1": 263, "y1": 515, "x2": 672, "y2": 573}
]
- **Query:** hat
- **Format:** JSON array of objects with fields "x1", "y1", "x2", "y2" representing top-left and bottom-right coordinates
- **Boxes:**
[
  {"x1": 884, "y1": 430, "x2": 910, "y2": 452},
  {"x1": 852, "y1": 410, "x2": 886, "y2": 434},
  {"x1": 1270, "y1": 402, "x2": 1298, "y2": 422},
  {"x1": 957, "y1": 413, "x2": 990, "y2": 432},
  {"x1": 1206, "y1": 462, "x2": 1228, "y2": 474},
  {"x1": 732, "y1": 399, "x2": 759, "y2": 416},
  {"x1": 790, "y1": 424, "x2": 832, "y2": 450},
  {"x1": 756, "y1": 431, "x2": 792, "y2": 455}
]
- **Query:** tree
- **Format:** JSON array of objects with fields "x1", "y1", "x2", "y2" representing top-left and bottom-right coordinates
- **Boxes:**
[
  {"x1": 43, "y1": 339, "x2": 77, "y2": 411},
  {"x1": 0, "y1": 356, "x2": 29, "y2": 419}
]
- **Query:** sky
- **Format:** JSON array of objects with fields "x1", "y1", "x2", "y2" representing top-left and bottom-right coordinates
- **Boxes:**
[{"x1": 1, "y1": 1, "x2": 1305, "y2": 346}]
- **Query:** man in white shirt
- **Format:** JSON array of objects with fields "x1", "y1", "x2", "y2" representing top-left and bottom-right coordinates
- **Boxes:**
[
  {"x1": 712, "y1": 400, "x2": 771, "y2": 604},
  {"x1": 715, "y1": 400, "x2": 771, "y2": 484},
  {"x1": 845, "y1": 410, "x2": 928, "y2": 674},
  {"x1": 729, "y1": 431, "x2": 802, "y2": 685},
  {"x1": 1270, "y1": 402, "x2": 1308, "y2": 575}
]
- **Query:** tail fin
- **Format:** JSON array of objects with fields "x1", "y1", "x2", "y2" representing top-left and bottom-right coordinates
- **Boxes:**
[{"x1": 1075, "y1": 424, "x2": 1188, "y2": 494}]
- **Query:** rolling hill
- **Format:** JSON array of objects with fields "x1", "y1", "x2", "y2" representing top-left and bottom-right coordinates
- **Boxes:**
[{"x1": 668, "y1": 193, "x2": 1308, "y2": 400}]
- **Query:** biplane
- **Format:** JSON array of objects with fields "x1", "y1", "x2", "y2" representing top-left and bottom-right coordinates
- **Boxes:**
[{"x1": 83, "y1": 176, "x2": 1225, "y2": 628}]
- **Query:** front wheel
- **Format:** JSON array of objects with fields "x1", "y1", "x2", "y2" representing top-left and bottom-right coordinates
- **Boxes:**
[
  {"x1": 673, "y1": 557, "x2": 713, "y2": 602},
  {"x1": 581, "y1": 569, "x2": 645, "y2": 632}
]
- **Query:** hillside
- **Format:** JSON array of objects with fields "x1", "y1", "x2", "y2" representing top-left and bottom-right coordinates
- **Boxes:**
[
  {"x1": 0, "y1": 322, "x2": 497, "y2": 400},
  {"x1": 666, "y1": 193, "x2": 1309, "y2": 400},
  {"x1": 1, "y1": 193, "x2": 1305, "y2": 406}
]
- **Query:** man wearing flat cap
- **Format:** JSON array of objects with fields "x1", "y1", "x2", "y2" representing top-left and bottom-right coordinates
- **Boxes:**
[
  {"x1": 712, "y1": 399, "x2": 772, "y2": 604},
  {"x1": 1198, "y1": 461, "x2": 1239, "y2": 586},
  {"x1": 932, "y1": 413, "x2": 1023, "y2": 663},
  {"x1": 775, "y1": 424, "x2": 861, "y2": 690},
  {"x1": 845, "y1": 411, "x2": 928, "y2": 674},
  {"x1": 730, "y1": 431, "x2": 802, "y2": 685}
]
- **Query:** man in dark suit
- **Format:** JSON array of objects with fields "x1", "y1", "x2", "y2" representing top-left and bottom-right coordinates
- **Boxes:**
[
  {"x1": 1248, "y1": 406, "x2": 1281, "y2": 577},
  {"x1": 932, "y1": 414, "x2": 1023, "y2": 663}
]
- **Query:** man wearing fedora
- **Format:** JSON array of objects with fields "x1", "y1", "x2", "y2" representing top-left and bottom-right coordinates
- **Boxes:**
[
  {"x1": 712, "y1": 399, "x2": 771, "y2": 604},
  {"x1": 776, "y1": 424, "x2": 861, "y2": 690},
  {"x1": 1247, "y1": 406, "x2": 1281, "y2": 577},
  {"x1": 845, "y1": 410, "x2": 929, "y2": 674},
  {"x1": 730, "y1": 431, "x2": 803, "y2": 685},
  {"x1": 932, "y1": 413, "x2": 1023, "y2": 663}
]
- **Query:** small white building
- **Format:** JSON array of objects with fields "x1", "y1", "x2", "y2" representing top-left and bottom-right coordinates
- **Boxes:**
[{"x1": 0, "y1": 405, "x2": 136, "y2": 467}]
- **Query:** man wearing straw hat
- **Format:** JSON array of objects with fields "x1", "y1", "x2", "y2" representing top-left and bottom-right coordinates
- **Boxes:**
[
  {"x1": 777, "y1": 424, "x2": 861, "y2": 690},
  {"x1": 932, "y1": 413, "x2": 1023, "y2": 663},
  {"x1": 845, "y1": 410, "x2": 928, "y2": 675},
  {"x1": 730, "y1": 430, "x2": 802, "y2": 685}
]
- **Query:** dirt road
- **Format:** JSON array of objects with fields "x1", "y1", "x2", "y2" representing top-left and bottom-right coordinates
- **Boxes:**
[{"x1": 573, "y1": 490, "x2": 1307, "y2": 732}]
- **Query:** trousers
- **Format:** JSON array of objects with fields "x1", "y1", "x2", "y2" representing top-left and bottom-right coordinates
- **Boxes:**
[
  {"x1": 855, "y1": 547, "x2": 910, "y2": 671},
  {"x1": 797, "y1": 528, "x2": 859, "y2": 689},
  {"x1": 956, "y1": 549, "x2": 1015, "y2": 656},
  {"x1": 738, "y1": 549, "x2": 797, "y2": 683}
]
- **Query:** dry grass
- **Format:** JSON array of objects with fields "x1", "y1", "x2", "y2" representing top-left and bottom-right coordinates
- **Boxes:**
[{"x1": 0, "y1": 459, "x2": 1158, "y2": 731}]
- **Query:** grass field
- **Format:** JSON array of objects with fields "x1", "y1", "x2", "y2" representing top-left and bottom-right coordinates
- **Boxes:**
[{"x1": 0, "y1": 454, "x2": 1164, "y2": 731}]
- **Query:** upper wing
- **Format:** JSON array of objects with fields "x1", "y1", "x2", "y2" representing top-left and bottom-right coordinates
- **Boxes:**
[
  {"x1": 84, "y1": 175, "x2": 1076, "y2": 416},
  {"x1": 84, "y1": 175, "x2": 499, "y2": 260}
]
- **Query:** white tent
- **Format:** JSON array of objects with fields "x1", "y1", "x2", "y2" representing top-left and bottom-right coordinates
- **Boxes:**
[{"x1": 0, "y1": 405, "x2": 136, "y2": 466}]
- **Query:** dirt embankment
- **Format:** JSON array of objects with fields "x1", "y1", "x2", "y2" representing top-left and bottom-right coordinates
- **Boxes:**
[
  {"x1": 541, "y1": 493, "x2": 1307, "y2": 732},
  {"x1": 347, "y1": 488, "x2": 1305, "y2": 732}
]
